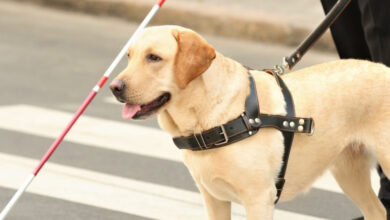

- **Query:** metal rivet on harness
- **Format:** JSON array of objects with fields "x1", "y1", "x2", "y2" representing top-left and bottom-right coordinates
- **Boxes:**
[
  {"x1": 299, "y1": 119, "x2": 305, "y2": 125},
  {"x1": 298, "y1": 126, "x2": 303, "y2": 132},
  {"x1": 249, "y1": 119, "x2": 254, "y2": 124},
  {"x1": 255, "y1": 118, "x2": 260, "y2": 123},
  {"x1": 283, "y1": 121, "x2": 288, "y2": 127},
  {"x1": 289, "y1": 121, "x2": 295, "y2": 128},
  {"x1": 248, "y1": 131, "x2": 253, "y2": 135}
]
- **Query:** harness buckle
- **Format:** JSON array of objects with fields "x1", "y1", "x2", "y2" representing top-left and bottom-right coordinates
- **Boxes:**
[
  {"x1": 215, "y1": 125, "x2": 229, "y2": 146},
  {"x1": 193, "y1": 133, "x2": 207, "y2": 150}
]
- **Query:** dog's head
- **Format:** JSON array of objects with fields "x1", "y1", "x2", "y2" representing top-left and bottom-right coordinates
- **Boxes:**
[{"x1": 110, "y1": 26, "x2": 216, "y2": 119}]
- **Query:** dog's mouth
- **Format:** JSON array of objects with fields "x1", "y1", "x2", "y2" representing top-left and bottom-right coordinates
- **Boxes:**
[{"x1": 122, "y1": 93, "x2": 171, "y2": 120}]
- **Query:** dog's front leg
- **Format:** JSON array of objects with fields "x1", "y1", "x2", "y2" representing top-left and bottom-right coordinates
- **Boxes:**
[
  {"x1": 199, "y1": 186, "x2": 231, "y2": 220},
  {"x1": 244, "y1": 201, "x2": 274, "y2": 220},
  {"x1": 242, "y1": 186, "x2": 275, "y2": 220}
]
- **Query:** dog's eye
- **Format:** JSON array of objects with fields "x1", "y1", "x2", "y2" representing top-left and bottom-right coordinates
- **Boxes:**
[{"x1": 146, "y1": 54, "x2": 162, "y2": 62}]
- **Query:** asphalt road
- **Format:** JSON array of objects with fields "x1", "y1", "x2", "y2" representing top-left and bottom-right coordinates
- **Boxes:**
[{"x1": 0, "y1": 1, "x2": 370, "y2": 219}]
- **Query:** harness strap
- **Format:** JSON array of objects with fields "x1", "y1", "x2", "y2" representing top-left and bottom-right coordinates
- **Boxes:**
[
  {"x1": 264, "y1": 69, "x2": 295, "y2": 203},
  {"x1": 172, "y1": 113, "x2": 314, "y2": 151},
  {"x1": 259, "y1": 114, "x2": 314, "y2": 133},
  {"x1": 173, "y1": 115, "x2": 255, "y2": 150},
  {"x1": 245, "y1": 72, "x2": 260, "y2": 121}
]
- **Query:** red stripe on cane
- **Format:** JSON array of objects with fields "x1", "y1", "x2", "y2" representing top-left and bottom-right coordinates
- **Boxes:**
[
  {"x1": 157, "y1": 0, "x2": 166, "y2": 7},
  {"x1": 97, "y1": 76, "x2": 108, "y2": 88},
  {"x1": 32, "y1": 90, "x2": 98, "y2": 176}
]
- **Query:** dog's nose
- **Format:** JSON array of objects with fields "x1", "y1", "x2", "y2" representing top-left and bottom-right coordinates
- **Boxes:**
[{"x1": 110, "y1": 80, "x2": 126, "y2": 96}]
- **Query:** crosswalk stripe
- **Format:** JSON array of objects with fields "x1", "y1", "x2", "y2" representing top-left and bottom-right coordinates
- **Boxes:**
[
  {"x1": 0, "y1": 104, "x2": 182, "y2": 162},
  {"x1": 0, "y1": 104, "x2": 379, "y2": 212},
  {"x1": 0, "y1": 153, "x2": 324, "y2": 219}
]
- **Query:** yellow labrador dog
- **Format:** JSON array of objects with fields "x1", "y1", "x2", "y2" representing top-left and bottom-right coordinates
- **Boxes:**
[{"x1": 110, "y1": 25, "x2": 390, "y2": 220}]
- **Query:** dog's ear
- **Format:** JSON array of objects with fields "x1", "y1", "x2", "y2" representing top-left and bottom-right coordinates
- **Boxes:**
[{"x1": 171, "y1": 29, "x2": 216, "y2": 89}]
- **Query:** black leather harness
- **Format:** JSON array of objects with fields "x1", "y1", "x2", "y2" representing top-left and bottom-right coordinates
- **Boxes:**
[{"x1": 172, "y1": 69, "x2": 314, "y2": 203}]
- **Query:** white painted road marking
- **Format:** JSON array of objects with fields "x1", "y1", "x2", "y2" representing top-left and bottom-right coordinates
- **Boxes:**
[
  {"x1": 0, "y1": 105, "x2": 182, "y2": 162},
  {"x1": 0, "y1": 153, "x2": 323, "y2": 219}
]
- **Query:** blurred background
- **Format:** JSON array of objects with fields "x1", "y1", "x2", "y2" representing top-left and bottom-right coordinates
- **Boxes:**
[{"x1": 0, "y1": 0, "x2": 377, "y2": 219}]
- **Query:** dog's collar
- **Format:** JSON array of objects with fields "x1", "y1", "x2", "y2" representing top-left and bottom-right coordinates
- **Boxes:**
[{"x1": 172, "y1": 69, "x2": 314, "y2": 203}]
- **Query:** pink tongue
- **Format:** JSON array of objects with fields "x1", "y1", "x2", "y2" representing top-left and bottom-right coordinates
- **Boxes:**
[{"x1": 122, "y1": 103, "x2": 141, "y2": 119}]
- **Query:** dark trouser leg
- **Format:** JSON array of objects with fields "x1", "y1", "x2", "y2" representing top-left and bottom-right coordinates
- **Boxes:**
[
  {"x1": 377, "y1": 166, "x2": 390, "y2": 220},
  {"x1": 358, "y1": 0, "x2": 390, "y2": 65},
  {"x1": 357, "y1": 0, "x2": 390, "y2": 205},
  {"x1": 320, "y1": 0, "x2": 371, "y2": 60}
]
